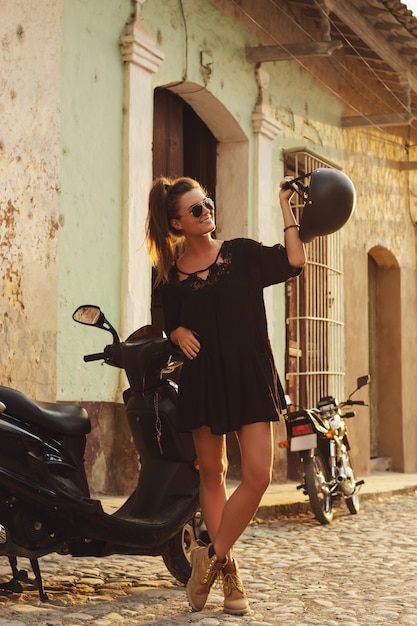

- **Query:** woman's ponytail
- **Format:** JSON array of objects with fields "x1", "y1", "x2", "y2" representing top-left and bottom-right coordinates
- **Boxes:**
[{"x1": 146, "y1": 176, "x2": 201, "y2": 284}]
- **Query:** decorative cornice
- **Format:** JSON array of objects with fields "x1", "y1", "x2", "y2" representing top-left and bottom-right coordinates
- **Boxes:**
[
  {"x1": 252, "y1": 108, "x2": 282, "y2": 140},
  {"x1": 120, "y1": 21, "x2": 164, "y2": 73}
]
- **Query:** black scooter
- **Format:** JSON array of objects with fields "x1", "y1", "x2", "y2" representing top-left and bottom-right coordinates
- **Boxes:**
[{"x1": 0, "y1": 305, "x2": 205, "y2": 601}]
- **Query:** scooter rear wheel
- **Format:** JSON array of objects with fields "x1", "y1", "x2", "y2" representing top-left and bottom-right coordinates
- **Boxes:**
[{"x1": 162, "y1": 509, "x2": 208, "y2": 584}]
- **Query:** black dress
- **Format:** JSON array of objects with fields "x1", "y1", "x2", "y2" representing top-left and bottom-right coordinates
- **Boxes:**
[{"x1": 159, "y1": 238, "x2": 301, "y2": 435}]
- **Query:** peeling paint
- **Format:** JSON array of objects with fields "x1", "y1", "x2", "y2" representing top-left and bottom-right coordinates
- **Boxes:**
[
  {"x1": 16, "y1": 24, "x2": 25, "y2": 42},
  {"x1": 0, "y1": 200, "x2": 23, "y2": 309},
  {"x1": 0, "y1": 0, "x2": 62, "y2": 399}
]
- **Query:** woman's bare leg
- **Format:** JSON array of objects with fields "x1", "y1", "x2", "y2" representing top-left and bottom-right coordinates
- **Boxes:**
[
  {"x1": 211, "y1": 421, "x2": 273, "y2": 561},
  {"x1": 192, "y1": 426, "x2": 228, "y2": 547},
  {"x1": 187, "y1": 422, "x2": 272, "y2": 614}
]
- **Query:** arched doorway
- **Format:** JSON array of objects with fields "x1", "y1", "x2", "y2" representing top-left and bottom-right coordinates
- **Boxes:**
[
  {"x1": 159, "y1": 81, "x2": 249, "y2": 241},
  {"x1": 153, "y1": 88, "x2": 217, "y2": 197},
  {"x1": 150, "y1": 84, "x2": 249, "y2": 328},
  {"x1": 368, "y1": 246, "x2": 403, "y2": 470}
]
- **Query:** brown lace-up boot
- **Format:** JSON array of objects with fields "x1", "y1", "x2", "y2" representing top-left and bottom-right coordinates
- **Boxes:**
[
  {"x1": 186, "y1": 544, "x2": 227, "y2": 611},
  {"x1": 222, "y1": 559, "x2": 250, "y2": 615}
]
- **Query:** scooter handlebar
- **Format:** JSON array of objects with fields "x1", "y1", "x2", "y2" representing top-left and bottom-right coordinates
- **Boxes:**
[{"x1": 83, "y1": 352, "x2": 106, "y2": 362}]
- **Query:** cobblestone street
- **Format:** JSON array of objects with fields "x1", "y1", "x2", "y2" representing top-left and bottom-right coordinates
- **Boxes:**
[{"x1": 0, "y1": 492, "x2": 416, "y2": 626}]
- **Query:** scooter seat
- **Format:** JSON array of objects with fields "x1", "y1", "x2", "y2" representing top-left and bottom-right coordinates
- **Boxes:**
[{"x1": 0, "y1": 386, "x2": 91, "y2": 437}]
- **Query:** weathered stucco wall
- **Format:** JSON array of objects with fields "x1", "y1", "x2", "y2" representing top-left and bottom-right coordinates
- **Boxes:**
[
  {"x1": 0, "y1": 0, "x2": 133, "y2": 403},
  {"x1": 344, "y1": 128, "x2": 416, "y2": 265},
  {"x1": 2, "y1": 0, "x2": 416, "y2": 490},
  {"x1": 81, "y1": 401, "x2": 139, "y2": 495},
  {"x1": 57, "y1": 0, "x2": 132, "y2": 402},
  {"x1": 0, "y1": 0, "x2": 64, "y2": 400},
  {"x1": 343, "y1": 250, "x2": 371, "y2": 476},
  {"x1": 343, "y1": 127, "x2": 417, "y2": 473},
  {"x1": 400, "y1": 266, "x2": 417, "y2": 472}
]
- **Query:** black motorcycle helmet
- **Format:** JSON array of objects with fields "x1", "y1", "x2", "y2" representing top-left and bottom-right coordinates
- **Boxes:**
[{"x1": 288, "y1": 168, "x2": 356, "y2": 243}]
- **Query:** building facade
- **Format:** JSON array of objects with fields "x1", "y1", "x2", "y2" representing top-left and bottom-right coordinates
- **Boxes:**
[{"x1": 1, "y1": 0, "x2": 417, "y2": 492}]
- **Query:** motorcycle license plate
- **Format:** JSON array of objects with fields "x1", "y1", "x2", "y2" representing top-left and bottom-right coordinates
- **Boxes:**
[{"x1": 290, "y1": 433, "x2": 317, "y2": 452}]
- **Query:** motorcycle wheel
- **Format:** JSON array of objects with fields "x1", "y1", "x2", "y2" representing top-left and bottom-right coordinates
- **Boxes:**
[
  {"x1": 303, "y1": 452, "x2": 333, "y2": 524},
  {"x1": 162, "y1": 509, "x2": 208, "y2": 584},
  {"x1": 344, "y1": 457, "x2": 360, "y2": 515}
]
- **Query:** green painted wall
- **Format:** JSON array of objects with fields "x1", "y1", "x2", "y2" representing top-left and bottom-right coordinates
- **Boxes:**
[
  {"x1": 57, "y1": 0, "x2": 132, "y2": 400},
  {"x1": 143, "y1": 0, "x2": 344, "y2": 163},
  {"x1": 143, "y1": 0, "x2": 259, "y2": 137},
  {"x1": 57, "y1": 0, "x2": 345, "y2": 400}
]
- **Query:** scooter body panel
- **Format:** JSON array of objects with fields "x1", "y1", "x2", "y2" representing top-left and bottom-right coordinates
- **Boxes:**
[
  {"x1": 125, "y1": 382, "x2": 198, "y2": 516},
  {"x1": 0, "y1": 385, "x2": 199, "y2": 558},
  {"x1": 0, "y1": 410, "x2": 90, "y2": 500},
  {"x1": 0, "y1": 308, "x2": 204, "y2": 598}
]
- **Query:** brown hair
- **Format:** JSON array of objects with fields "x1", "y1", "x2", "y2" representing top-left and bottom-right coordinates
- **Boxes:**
[{"x1": 146, "y1": 176, "x2": 204, "y2": 285}]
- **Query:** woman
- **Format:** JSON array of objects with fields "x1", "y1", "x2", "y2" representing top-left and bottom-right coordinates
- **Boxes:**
[{"x1": 146, "y1": 175, "x2": 306, "y2": 615}]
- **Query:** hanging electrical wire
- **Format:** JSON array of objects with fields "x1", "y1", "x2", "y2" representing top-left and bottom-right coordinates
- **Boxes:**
[
  {"x1": 310, "y1": 0, "x2": 417, "y2": 126},
  {"x1": 230, "y1": 0, "x2": 396, "y2": 133},
  {"x1": 291, "y1": 0, "x2": 417, "y2": 137},
  {"x1": 291, "y1": 0, "x2": 416, "y2": 131},
  {"x1": 179, "y1": 0, "x2": 188, "y2": 81},
  {"x1": 229, "y1": 0, "x2": 417, "y2": 144}
]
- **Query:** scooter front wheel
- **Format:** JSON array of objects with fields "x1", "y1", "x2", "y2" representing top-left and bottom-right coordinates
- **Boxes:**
[{"x1": 162, "y1": 509, "x2": 208, "y2": 584}]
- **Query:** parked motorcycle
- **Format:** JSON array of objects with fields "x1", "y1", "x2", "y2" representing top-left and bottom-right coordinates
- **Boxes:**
[
  {"x1": 0, "y1": 305, "x2": 205, "y2": 601},
  {"x1": 282, "y1": 375, "x2": 370, "y2": 524}
]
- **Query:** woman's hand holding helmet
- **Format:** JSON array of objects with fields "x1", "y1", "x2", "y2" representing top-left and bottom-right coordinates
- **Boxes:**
[{"x1": 279, "y1": 176, "x2": 297, "y2": 202}]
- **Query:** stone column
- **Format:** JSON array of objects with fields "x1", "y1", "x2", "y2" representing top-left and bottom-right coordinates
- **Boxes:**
[
  {"x1": 251, "y1": 64, "x2": 282, "y2": 244},
  {"x1": 251, "y1": 66, "x2": 282, "y2": 326},
  {"x1": 119, "y1": 2, "x2": 164, "y2": 340},
  {"x1": 251, "y1": 70, "x2": 282, "y2": 340},
  {"x1": 251, "y1": 65, "x2": 287, "y2": 481}
]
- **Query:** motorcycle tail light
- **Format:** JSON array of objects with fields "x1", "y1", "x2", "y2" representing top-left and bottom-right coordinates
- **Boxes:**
[{"x1": 292, "y1": 423, "x2": 314, "y2": 436}]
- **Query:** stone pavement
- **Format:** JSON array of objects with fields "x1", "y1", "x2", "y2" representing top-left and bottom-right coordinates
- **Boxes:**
[{"x1": 0, "y1": 471, "x2": 416, "y2": 626}]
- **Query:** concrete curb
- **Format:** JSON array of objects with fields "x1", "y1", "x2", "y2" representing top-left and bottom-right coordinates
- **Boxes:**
[
  {"x1": 102, "y1": 472, "x2": 417, "y2": 522},
  {"x1": 255, "y1": 484, "x2": 417, "y2": 522},
  {"x1": 252, "y1": 473, "x2": 417, "y2": 522}
]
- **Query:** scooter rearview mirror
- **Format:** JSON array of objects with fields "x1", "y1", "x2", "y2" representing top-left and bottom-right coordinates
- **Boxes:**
[
  {"x1": 72, "y1": 305, "x2": 103, "y2": 326},
  {"x1": 72, "y1": 305, "x2": 120, "y2": 344}
]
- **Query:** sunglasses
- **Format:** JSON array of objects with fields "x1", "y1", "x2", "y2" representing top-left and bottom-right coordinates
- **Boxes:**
[{"x1": 187, "y1": 197, "x2": 215, "y2": 218}]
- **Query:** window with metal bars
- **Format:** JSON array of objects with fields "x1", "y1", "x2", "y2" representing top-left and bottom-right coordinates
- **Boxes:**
[{"x1": 284, "y1": 150, "x2": 344, "y2": 410}]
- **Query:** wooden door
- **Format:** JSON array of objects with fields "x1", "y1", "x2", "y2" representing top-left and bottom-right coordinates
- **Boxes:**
[{"x1": 151, "y1": 89, "x2": 217, "y2": 328}]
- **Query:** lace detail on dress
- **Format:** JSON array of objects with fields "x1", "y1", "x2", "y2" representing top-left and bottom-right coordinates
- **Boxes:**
[{"x1": 174, "y1": 241, "x2": 232, "y2": 290}]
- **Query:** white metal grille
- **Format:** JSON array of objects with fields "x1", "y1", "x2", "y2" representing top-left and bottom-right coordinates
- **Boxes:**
[{"x1": 285, "y1": 151, "x2": 344, "y2": 408}]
